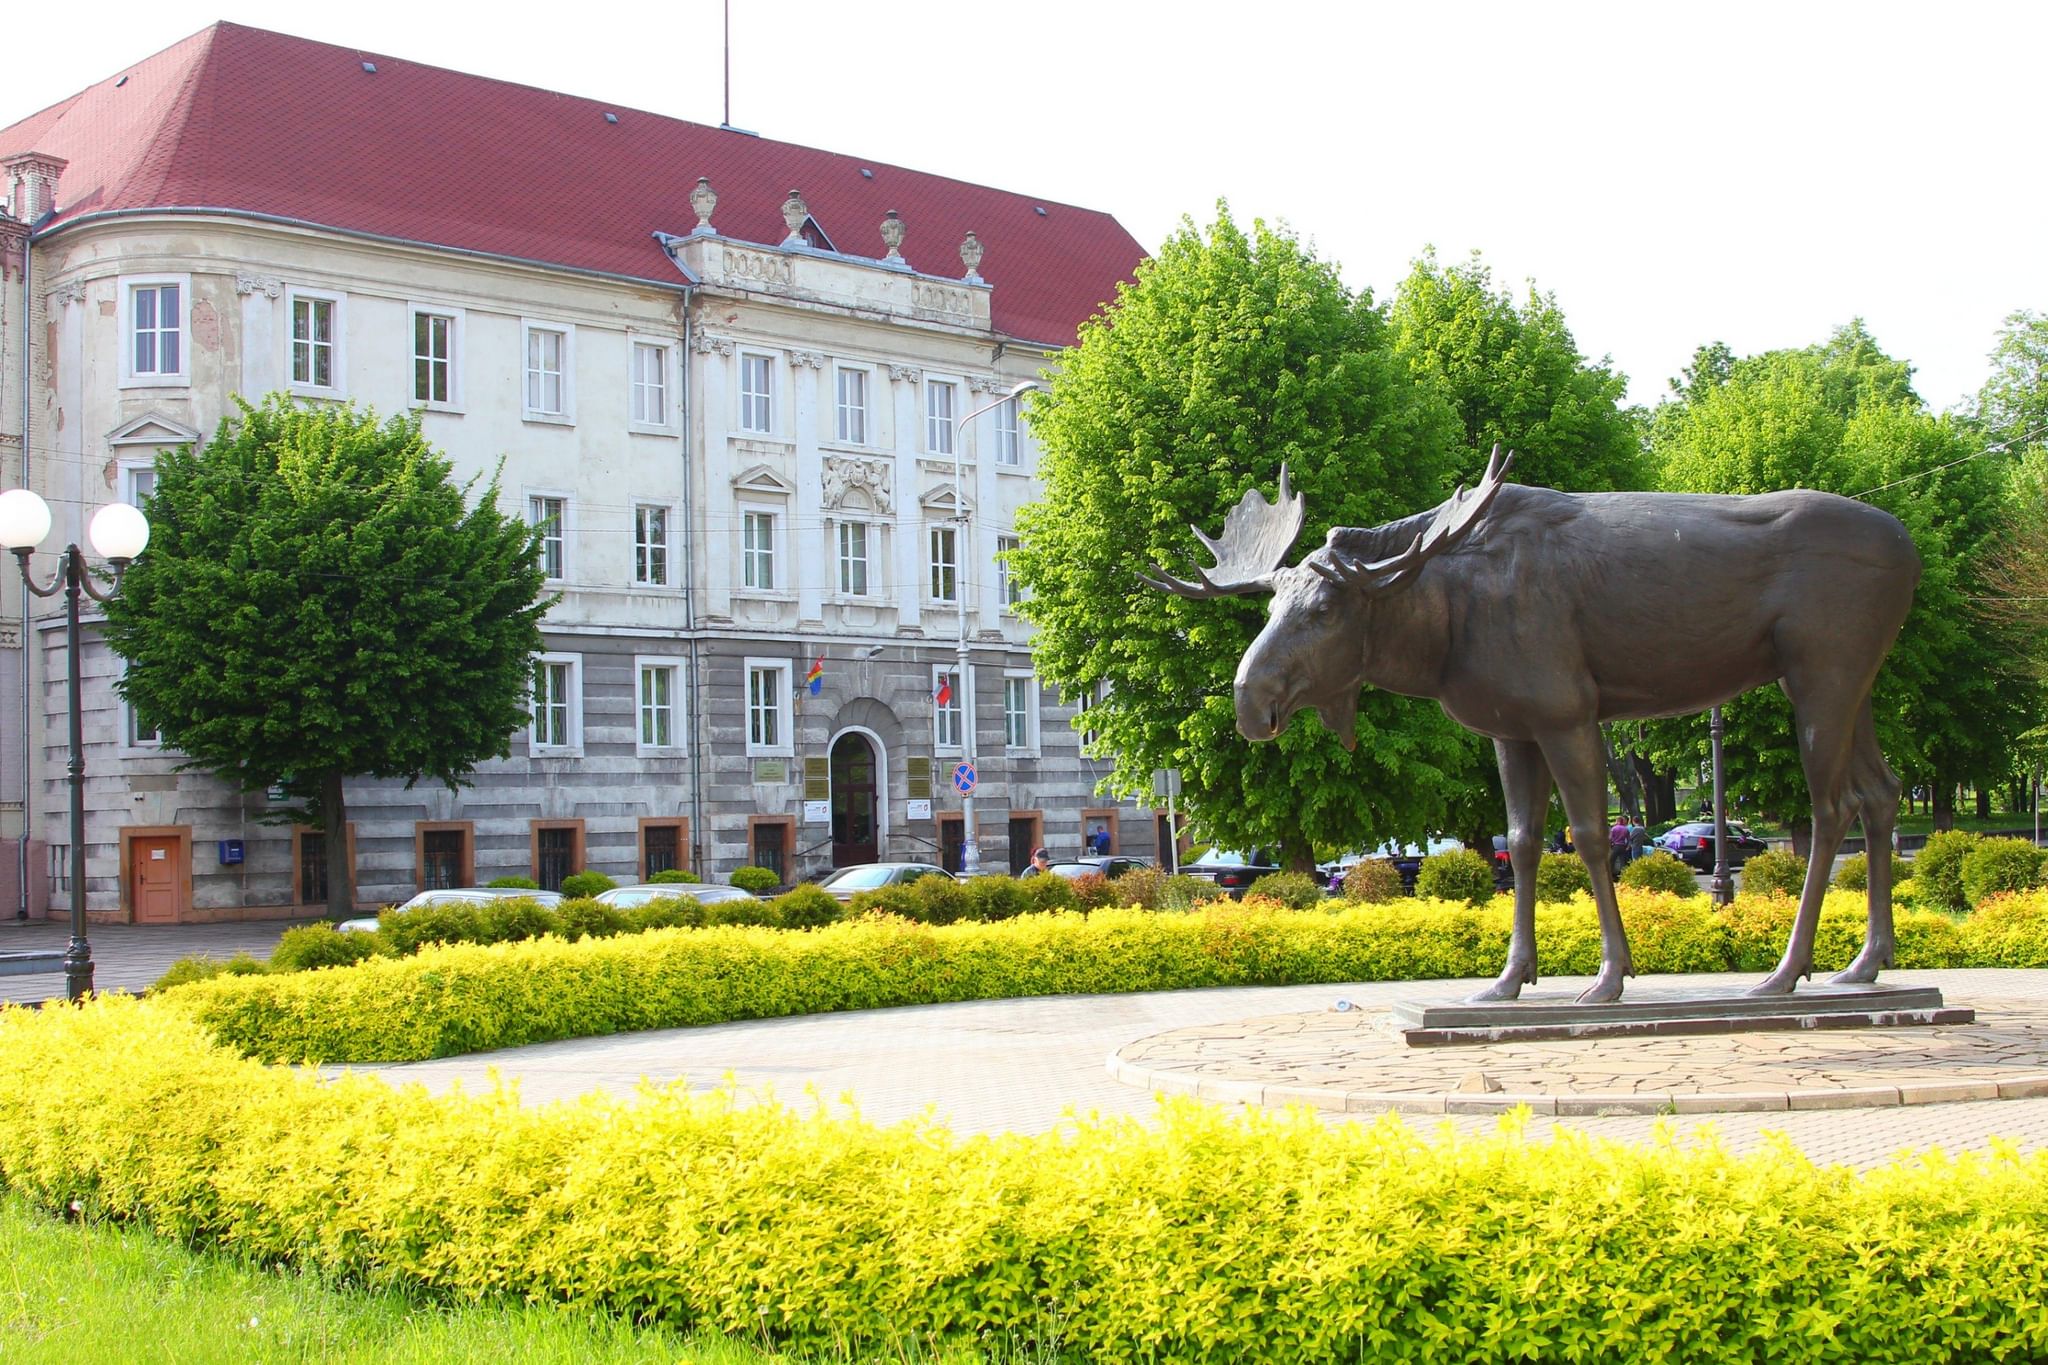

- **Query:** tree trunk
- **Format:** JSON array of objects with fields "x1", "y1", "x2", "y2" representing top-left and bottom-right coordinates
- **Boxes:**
[
  {"x1": 321, "y1": 769, "x2": 355, "y2": 921},
  {"x1": 1632, "y1": 753, "x2": 1677, "y2": 824},
  {"x1": 1976, "y1": 786, "x2": 1992, "y2": 820},
  {"x1": 1933, "y1": 777, "x2": 1956, "y2": 832},
  {"x1": 1789, "y1": 818, "x2": 1813, "y2": 859},
  {"x1": 1600, "y1": 730, "x2": 1642, "y2": 821}
]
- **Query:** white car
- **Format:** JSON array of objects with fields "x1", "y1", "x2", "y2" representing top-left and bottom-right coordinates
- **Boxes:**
[
  {"x1": 336, "y1": 886, "x2": 564, "y2": 933},
  {"x1": 594, "y1": 883, "x2": 758, "y2": 908}
]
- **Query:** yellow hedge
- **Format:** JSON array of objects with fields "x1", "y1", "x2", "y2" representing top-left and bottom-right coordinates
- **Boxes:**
[
  {"x1": 160, "y1": 891, "x2": 2043, "y2": 1065},
  {"x1": 0, "y1": 997, "x2": 2043, "y2": 1363}
]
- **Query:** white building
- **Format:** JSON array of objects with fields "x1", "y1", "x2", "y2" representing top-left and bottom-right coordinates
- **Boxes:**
[{"x1": 0, "y1": 22, "x2": 1158, "y2": 920}]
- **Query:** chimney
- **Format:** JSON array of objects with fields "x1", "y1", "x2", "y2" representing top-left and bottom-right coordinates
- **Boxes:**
[{"x1": 1, "y1": 152, "x2": 69, "y2": 224}]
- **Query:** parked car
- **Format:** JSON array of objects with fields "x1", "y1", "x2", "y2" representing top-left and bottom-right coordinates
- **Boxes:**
[
  {"x1": 1323, "y1": 837, "x2": 1464, "y2": 896},
  {"x1": 1180, "y1": 848, "x2": 1282, "y2": 897},
  {"x1": 595, "y1": 883, "x2": 758, "y2": 908},
  {"x1": 1489, "y1": 835, "x2": 1515, "y2": 890},
  {"x1": 1047, "y1": 855, "x2": 1156, "y2": 881},
  {"x1": 813, "y1": 862, "x2": 955, "y2": 902},
  {"x1": 1655, "y1": 821, "x2": 1769, "y2": 872},
  {"x1": 336, "y1": 886, "x2": 564, "y2": 933}
]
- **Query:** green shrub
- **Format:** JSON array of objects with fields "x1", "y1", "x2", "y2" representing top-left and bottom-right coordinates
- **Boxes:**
[
  {"x1": 847, "y1": 885, "x2": 923, "y2": 918},
  {"x1": 1021, "y1": 874, "x2": 1080, "y2": 914},
  {"x1": 1619, "y1": 851, "x2": 1700, "y2": 898},
  {"x1": 1414, "y1": 848, "x2": 1494, "y2": 906},
  {"x1": 622, "y1": 897, "x2": 705, "y2": 931},
  {"x1": 553, "y1": 899, "x2": 628, "y2": 940},
  {"x1": 965, "y1": 875, "x2": 1033, "y2": 922},
  {"x1": 485, "y1": 875, "x2": 539, "y2": 890},
  {"x1": 729, "y1": 866, "x2": 780, "y2": 894},
  {"x1": 1067, "y1": 871, "x2": 1117, "y2": 910},
  {"x1": 1341, "y1": 859, "x2": 1404, "y2": 904},
  {"x1": 1160, "y1": 874, "x2": 1227, "y2": 911},
  {"x1": 150, "y1": 953, "x2": 269, "y2": 992},
  {"x1": 1831, "y1": 851, "x2": 1910, "y2": 893},
  {"x1": 1961, "y1": 837, "x2": 2046, "y2": 907},
  {"x1": 474, "y1": 896, "x2": 561, "y2": 944},
  {"x1": 558, "y1": 871, "x2": 616, "y2": 900},
  {"x1": 268, "y1": 923, "x2": 384, "y2": 973},
  {"x1": 1740, "y1": 850, "x2": 1807, "y2": 898},
  {"x1": 1533, "y1": 852, "x2": 1592, "y2": 904},
  {"x1": 1108, "y1": 865, "x2": 1165, "y2": 910},
  {"x1": 1247, "y1": 871, "x2": 1325, "y2": 910},
  {"x1": 648, "y1": 868, "x2": 702, "y2": 884},
  {"x1": 1914, "y1": 830, "x2": 1982, "y2": 913},
  {"x1": 703, "y1": 897, "x2": 781, "y2": 929},
  {"x1": 771, "y1": 884, "x2": 843, "y2": 930},
  {"x1": 910, "y1": 875, "x2": 973, "y2": 925},
  {"x1": 377, "y1": 901, "x2": 484, "y2": 956}
]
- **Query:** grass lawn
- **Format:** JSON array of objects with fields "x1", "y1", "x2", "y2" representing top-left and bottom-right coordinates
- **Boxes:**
[{"x1": 0, "y1": 1195, "x2": 1031, "y2": 1364}]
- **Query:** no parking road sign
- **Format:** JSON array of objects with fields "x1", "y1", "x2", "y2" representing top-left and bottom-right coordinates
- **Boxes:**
[{"x1": 952, "y1": 761, "x2": 977, "y2": 795}]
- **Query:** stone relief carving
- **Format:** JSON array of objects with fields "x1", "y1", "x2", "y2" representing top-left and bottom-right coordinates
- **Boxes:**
[
  {"x1": 912, "y1": 282, "x2": 973, "y2": 315},
  {"x1": 887, "y1": 364, "x2": 922, "y2": 384},
  {"x1": 725, "y1": 249, "x2": 794, "y2": 286},
  {"x1": 791, "y1": 350, "x2": 826, "y2": 369},
  {"x1": 233, "y1": 274, "x2": 282, "y2": 298},
  {"x1": 693, "y1": 332, "x2": 738, "y2": 356},
  {"x1": 0, "y1": 623, "x2": 18, "y2": 649},
  {"x1": 822, "y1": 456, "x2": 893, "y2": 514},
  {"x1": 968, "y1": 376, "x2": 1007, "y2": 394},
  {"x1": 45, "y1": 280, "x2": 87, "y2": 308}
]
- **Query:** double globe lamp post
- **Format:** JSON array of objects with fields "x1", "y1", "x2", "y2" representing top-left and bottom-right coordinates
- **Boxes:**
[{"x1": 0, "y1": 488, "x2": 151, "y2": 1001}]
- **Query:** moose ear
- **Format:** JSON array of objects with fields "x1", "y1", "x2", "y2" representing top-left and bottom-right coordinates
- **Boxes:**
[{"x1": 1315, "y1": 689, "x2": 1359, "y2": 751}]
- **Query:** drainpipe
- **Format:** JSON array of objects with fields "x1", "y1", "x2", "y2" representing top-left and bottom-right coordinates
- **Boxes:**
[{"x1": 16, "y1": 217, "x2": 33, "y2": 919}]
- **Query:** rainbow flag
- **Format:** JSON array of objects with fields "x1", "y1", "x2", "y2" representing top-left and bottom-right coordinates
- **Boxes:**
[{"x1": 804, "y1": 656, "x2": 825, "y2": 695}]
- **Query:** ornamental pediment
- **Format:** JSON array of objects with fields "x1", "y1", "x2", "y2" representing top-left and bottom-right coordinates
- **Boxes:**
[
  {"x1": 731, "y1": 463, "x2": 794, "y2": 496},
  {"x1": 106, "y1": 412, "x2": 202, "y2": 448},
  {"x1": 919, "y1": 484, "x2": 972, "y2": 516}
]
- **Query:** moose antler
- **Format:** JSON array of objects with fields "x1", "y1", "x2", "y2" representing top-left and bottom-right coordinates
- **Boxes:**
[
  {"x1": 1312, "y1": 444, "x2": 1515, "y2": 594},
  {"x1": 1138, "y1": 465, "x2": 1306, "y2": 598}
]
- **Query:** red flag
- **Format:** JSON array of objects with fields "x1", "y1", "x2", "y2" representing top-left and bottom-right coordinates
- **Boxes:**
[{"x1": 933, "y1": 675, "x2": 954, "y2": 707}]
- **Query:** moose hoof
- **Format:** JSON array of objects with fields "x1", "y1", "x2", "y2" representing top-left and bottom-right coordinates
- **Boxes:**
[
  {"x1": 1576, "y1": 965, "x2": 1627, "y2": 1005},
  {"x1": 1746, "y1": 965, "x2": 1807, "y2": 997},
  {"x1": 1466, "y1": 964, "x2": 1532, "y2": 1004},
  {"x1": 1829, "y1": 944, "x2": 1892, "y2": 985}
]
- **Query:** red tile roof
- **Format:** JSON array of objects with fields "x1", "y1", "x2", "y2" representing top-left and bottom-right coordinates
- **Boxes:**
[{"x1": 1, "y1": 22, "x2": 1145, "y2": 348}]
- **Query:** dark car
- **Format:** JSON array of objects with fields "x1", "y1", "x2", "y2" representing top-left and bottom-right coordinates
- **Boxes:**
[
  {"x1": 1048, "y1": 856, "x2": 1155, "y2": 881},
  {"x1": 1180, "y1": 848, "x2": 1282, "y2": 897},
  {"x1": 1655, "y1": 821, "x2": 1768, "y2": 872},
  {"x1": 814, "y1": 862, "x2": 954, "y2": 902}
]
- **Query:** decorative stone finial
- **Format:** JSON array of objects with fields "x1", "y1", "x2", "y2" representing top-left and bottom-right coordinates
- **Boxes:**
[
  {"x1": 781, "y1": 190, "x2": 809, "y2": 247},
  {"x1": 960, "y1": 230, "x2": 984, "y2": 284},
  {"x1": 689, "y1": 177, "x2": 718, "y2": 235},
  {"x1": 879, "y1": 209, "x2": 907, "y2": 266}
]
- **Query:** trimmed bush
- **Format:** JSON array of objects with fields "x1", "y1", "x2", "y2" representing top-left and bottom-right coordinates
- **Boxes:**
[
  {"x1": 1740, "y1": 850, "x2": 1807, "y2": 898},
  {"x1": 1619, "y1": 851, "x2": 1701, "y2": 898},
  {"x1": 771, "y1": 884, "x2": 843, "y2": 930},
  {"x1": 554, "y1": 899, "x2": 628, "y2": 941},
  {"x1": 1246, "y1": 871, "x2": 1326, "y2": 910},
  {"x1": 910, "y1": 875, "x2": 973, "y2": 925},
  {"x1": 268, "y1": 923, "x2": 385, "y2": 973},
  {"x1": 150, "y1": 953, "x2": 270, "y2": 992},
  {"x1": 647, "y1": 868, "x2": 702, "y2": 884},
  {"x1": 1160, "y1": 874, "x2": 1227, "y2": 911},
  {"x1": 475, "y1": 896, "x2": 562, "y2": 945},
  {"x1": 1341, "y1": 858, "x2": 1404, "y2": 904},
  {"x1": 1067, "y1": 871, "x2": 1118, "y2": 910},
  {"x1": 1961, "y1": 837, "x2": 2046, "y2": 908},
  {"x1": 1533, "y1": 852, "x2": 1592, "y2": 904},
  {"x1": 1831, "y1": 851, "x2": 1911, "y2": 893},
  {"x1": 485, "y1": 875, "x2": 540, "y2": 890},
  {"x1": 1021, "y1": 874, "x2": 1080, "y2": 915},
  {"x1": 621, "y1": 897, "x2": 705, "y2": 931},
  {"x1": 1108, "y1": 865, "x2": 1165, "y2": 910},
  {"x1": 965, "y1": 876, "x2": 1033, "y2": 923},
  {"x1": 1415, "y1": 848, "x2": 1494, "y2": 906},
  {"x1": 1915, "y1": 830, "x2": 1982, "y2": 913},
  {"x1": 729, "y1": 866, "x2": 780, "y2": 894},
  {"x1": 558, "y1": 871, "x2": 617, "y2": 900},
  {"x1": 847, "y1": 885, "x2": 923, "y2": 918},
  {"x1": 377, "y1": 901, "x2": 485, "y2": 956},
  {"x1": 702, "y1": 897, "x2": 781, "y2": 929}
]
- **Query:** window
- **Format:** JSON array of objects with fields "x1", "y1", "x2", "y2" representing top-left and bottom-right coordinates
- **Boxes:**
[
  {"x1": 926, "y1": 380, "x2": 957, "y2": 454},
  {"x1": 119, "y1": 463, "x2": 156, "y2": 509},
  {"x1": 127, "y1": 701, "x2": 161, "y2": 747},
  {"x1": 1004, "y1": 673, "x2": 1039, "y2": 753},
  {"x1": 997, "y1": 535, "x2": 1021, "y2": 608},
  {"x1": 632, "y1": 340, "x2": 669, "y2": 425},
  {"x1": 739, "y1": 353, "x2": 774, "y2": 433},
  {"x1": 411, "y1": 307, "x2": 459, "y2": 407},
  {"x1": 634, "y1": 504, "x2": 670, "y2": 586},
  {"x1": 288, "y1": 289, "x2": 342, "y2": 392},
  {"x1": 742, "y1": 510, "x2": 776, "y2": 590},
  {"x1": 297, "y1": 831, "x2": 328, "y2": 906},
  {"x1": 637, "y1": 658, "x2": 683, "y2": 753},
  {"x1": 523, "y1": 321, "x2": 573, "y2": 420},
  {"x1": 929, "y1": 525, "x2": 958, "y2": 603},
  {"x1": 744, "y1": 658, "x2": 793, "y2": 756},
  {"x1": 530, "y1": 654, "x2": 582, "y2": 754},
  {"x1": 835, "y1": 367, "x2": 868, "y2": 444},
  {"x1": 529, "y1": 496, "x2": 567, "y2": 581},
  {"x1": 418, "y1": 825, "x2": 471, "y2": 891},
  {"x1": 837, "y1": 520, "x2": 869, "y2": 595},
  {"x1": 932, "y1": 666, "x2": 964, "y2": 752},
  {"x1": 1077, "y1": 681, "x2": 1107, "y2": 753},
  {"x1": 995, "y1": 395, "x2": 1022, "y2": 466},
  {"x1": 121, "y1": 275, "x2": 188, "y2": 384},
  {"x1": 534, "y1": 824, "x2": 581, "y2": 892}
]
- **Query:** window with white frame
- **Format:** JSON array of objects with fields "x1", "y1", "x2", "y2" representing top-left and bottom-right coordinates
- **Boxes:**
[
  {"x1": 530, "y1": 654, "x2": 583, "y2": 753},
  {"x1": 634, "y1": 504, "x2": 671, "y2": 586},
  {"x1": 127, "y1": 700, "x2": 161, "y2": 748},
  {"x1": 926, "y1": 379, "x2": 957, "y2": 454},
  {"x1": 741, "y1": 509, "x2": 776, "y2": 590},
  {"x1": 1076, "y1": 681, "x2": 1107, "y2": 753},
  {"x1": 119, "y1": 462, "x2": 157, "y2": 509},
  {"x1": 932, "y1": 666, "x2": 963, "y2": 752},
  {"x1": 744, "y1": 658, "x2": 793, "y2": 756},
  {"x1": 996, "y1": 534, "x2": 1021, "y2": 608},
  {"x1": 835, "y1": 366, "x2": 868, "y2": 444},
  {"x1": 739, "y1": 353, "x2": 774, "y2": 433},
  {"x1": 523, "y1": 322, "x2": 572, "y2": 419},
  {"x1": 412, "y1": 307, "x2": 459, "y2": 406},
  {"x1": 632, "y1": 340, "x2": 670, "y2": 425},
  {"x1": 288, "y1": 288, "x2": 342, "y2": 392},
  {"x1": 1004, "y1": 672, "x2": 1038, "y2": 753},
  {"x1": 837, "y1": 520, "x2": 870, "y2": 595},
  {"x1": 121, "y1": 275, "x2": 188, "y2": 384},
  {"x1": 636, "y1": 658, "x2": 684, "y2": 752},
  {"x1": 529, "y1": 495, "x2": 567, "y2": 581},
  {"x1": 929, "y1": 524, "x2": 958, "y2": 603},
  {"x1": 995, "y1": 396, "x2": 1022, "y2": 466}
]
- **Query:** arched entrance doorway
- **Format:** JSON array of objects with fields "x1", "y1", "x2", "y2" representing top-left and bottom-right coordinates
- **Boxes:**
[{"x1": 830, "y1": 731, "x2": 880, "y2": 867}]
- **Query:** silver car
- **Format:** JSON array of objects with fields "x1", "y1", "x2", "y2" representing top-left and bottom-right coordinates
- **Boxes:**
[
  {"x1": 336, "y1": 886, "x2": 564, "y2": 933},
  {"x1": 595, "y1": 883, "x2": 759, "y2": 908}
]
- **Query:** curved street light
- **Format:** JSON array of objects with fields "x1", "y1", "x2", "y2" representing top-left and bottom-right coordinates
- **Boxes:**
[{"x1": 0, "y1": 489, "x2": 150, "y2": 999}]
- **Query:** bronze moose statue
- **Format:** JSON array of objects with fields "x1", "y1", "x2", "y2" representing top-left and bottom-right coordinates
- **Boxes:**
[{"x1": 1142, "y1": 448, "x2": 1921, "y2": 1004}]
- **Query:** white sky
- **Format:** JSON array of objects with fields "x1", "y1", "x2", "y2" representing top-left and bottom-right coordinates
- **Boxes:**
[{"x1": 11, "y1": 1, "x2": 2041, "y2": 413}]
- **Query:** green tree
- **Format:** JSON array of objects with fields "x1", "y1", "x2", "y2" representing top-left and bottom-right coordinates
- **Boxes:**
[
  {"x1": 1973, "y1": 310, "x2": 2048, "y2": 456},
  {"x1": 102, "y1": 396, "x2": 550, "y2": 916},
  {"x1": 1013, "y1": 208, "x2": 1469, "y2": 869}
]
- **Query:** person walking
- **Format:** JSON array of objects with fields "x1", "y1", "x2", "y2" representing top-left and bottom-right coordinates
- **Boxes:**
[
  {"x1": 1022, "y1": 847, "x2": 1053, "y2": 878},
  {"x1": 1090, "y1": 823, "x2": 1111, "y2": 856},
  {"x1": 1609, "y1": 815, "x2": 1630, "y2": 877},
  {"x1": 1628, "y1": 816, "x2": 1649, "y2": 866}
]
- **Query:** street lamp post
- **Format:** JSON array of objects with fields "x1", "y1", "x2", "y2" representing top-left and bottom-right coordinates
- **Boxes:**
[
  {"x1": 1708, "y1": 704, "x2": 1734, "y2": 906},
  {"x1": 0, "y1": 489, "x2": 151, "y2": 1001},
  {"x1": 949, "y1": 379, "x2": 1037, "y2": 876}
]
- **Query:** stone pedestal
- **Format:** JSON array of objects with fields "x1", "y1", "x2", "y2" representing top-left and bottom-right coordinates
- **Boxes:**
[{"x1": 1392, "y1": 983, "x2": 1971, "y2": 1048}]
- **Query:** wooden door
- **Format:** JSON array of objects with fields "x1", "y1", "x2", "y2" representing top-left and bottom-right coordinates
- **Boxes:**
[
  {"x1": 132, "y1": 836, "x2": 181, "y2": 923},
  {"x1": 830, "y1": 733, "x2": 879, "y2": 867}
]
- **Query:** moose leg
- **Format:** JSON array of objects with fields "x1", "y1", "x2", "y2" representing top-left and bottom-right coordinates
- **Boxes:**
[
  {"x1": 1468, "y1": 738, "x2": 1551, "y2": 1003},
  {"x1": 1750, "y1": 678, "x2": 1862, "y2": 997},
  {"x1": 1832, "y1": 701, "x2": 1903, "y2": 984},
  {"x1": 1545, "y1": 727, "x2": 1633, "y2": 1004}
]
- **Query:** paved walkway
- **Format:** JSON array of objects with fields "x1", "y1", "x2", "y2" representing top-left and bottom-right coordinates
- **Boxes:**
[{"x1": 0, "y1": 918, "x2": 315, "y2": 1004}]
